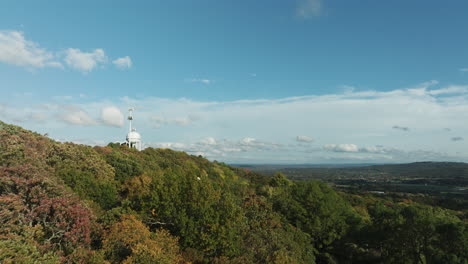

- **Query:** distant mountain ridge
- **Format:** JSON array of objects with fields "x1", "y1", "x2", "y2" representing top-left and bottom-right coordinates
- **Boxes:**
[
  {"x1": 346, "y1": 161, "x2": 468, "y2": 178},
  {"x1": 236, "y1": 161, "x2": 468, "y2": 179}
]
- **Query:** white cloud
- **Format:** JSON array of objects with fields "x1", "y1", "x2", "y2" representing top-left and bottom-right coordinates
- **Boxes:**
[
  {"x1": 0, "y1": 104, "x2": 48, "y2": 123},
  {"x1": 200, "y1": 137, "x2": 217, "y2": 145},
  {"x1": 414, "y1": 80, "x2": 439, "y2": 89},
  {"x1": 38, "y1": 104, "x2": 125, "y2": 128},
  {"x1": 150, "y1": 114, "x2": 199, "y2": 128},
  {"x1": 0, "y1": 30, "x2": 131, "y2": 73},
  {"x1": 428, "y1": 85, "x2": 468, "y2": 95},
  {"x1": 57, "y1": 106, "x2": 97, "y2": 126},
  {"x1": 7, "y1": 80, "x2": 468, "y2": 163},
  {"x1": 241, "y1": 137, "x2": 257, "y2": 145},
  {"x1": 100, "y1": 106, "x2": 124, "y2": 127},
  {"x1": 116, "y1": 80, "x2": 468, "y2": 161},
  {"x1": 358, "y1": 145, "x2": 387, "y2": 154},
  {"x1": 320, "y1": 143, "x2": 457, "y2": 162},
  {"x1": 296, "y1": 135, "x2": 314, "y2": 143},
  {"x1": 296, "y1": 0, "x2": 322, "y2": 18},
  {"x1": 64, "y1": 48, "x2": 107, "y2": 72},
  {"x1": 0, "y1": 30, "x2": 62, "y2": 69},
  {"x1": 113, "y1": 56, "x2": 132, "y2": 69},
  {"x1": 146, "y1": 136, "x2": 460, "y2": 163},
  {"x1": 324, "y1": 144, "x2": 359, "y2": 152},
  {"x1": 148, "y1": 137, "x2": 285, "y2": 160},
  {"x1": 189, "y1": 78, "x2": 212, "y2": 84},
  {"x1": 460, "y1": 68, "x2": 468, "y2": 72}
]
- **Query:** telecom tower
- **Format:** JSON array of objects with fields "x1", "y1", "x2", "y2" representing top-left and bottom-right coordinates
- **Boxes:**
[{"x1": 126, "y1": 107, "x2": 142, "y2": 151}]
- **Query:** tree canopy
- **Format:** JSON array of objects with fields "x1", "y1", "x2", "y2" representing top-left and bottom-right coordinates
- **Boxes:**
[{"x1": 1, "y1": 121, "x2": 466, "y2": 263}]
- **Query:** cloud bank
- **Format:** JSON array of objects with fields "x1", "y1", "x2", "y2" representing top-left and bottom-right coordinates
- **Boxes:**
[
  {"x1": 3, "y1": 81, "x2": 468, "y2": 163},
  {"x1": 0, "y1": 30, "x2": 62, "y2": 69},
  {"x1": 0, "y1": 30, "x2": 130, "y2": 73}
]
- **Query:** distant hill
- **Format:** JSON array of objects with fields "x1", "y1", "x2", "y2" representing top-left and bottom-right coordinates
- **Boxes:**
[
  {"x1": 238, "y1": 161, "x2": 468, "y2": 180},
  {"x1": 354, "y1": 162, "x2": 468, "y2": 178}
]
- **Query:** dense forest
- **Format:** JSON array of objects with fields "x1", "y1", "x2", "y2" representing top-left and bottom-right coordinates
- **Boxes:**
[
  {"x1": 1, "y1": 121, "x2": 467, "y2": 264},
  {"x1": 240, "y1": 163, "x2": 468, "y2": 212}
]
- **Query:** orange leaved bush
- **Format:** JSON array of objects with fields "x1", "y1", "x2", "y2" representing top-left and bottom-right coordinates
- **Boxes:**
[{"x1": 102, "y1": 214, "x2": 183, "y2": 264}]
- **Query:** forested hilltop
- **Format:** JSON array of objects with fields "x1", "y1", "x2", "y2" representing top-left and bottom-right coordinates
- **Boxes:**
[{"x1": 1, "y1": 121, "x2": 467, "y2": 264}]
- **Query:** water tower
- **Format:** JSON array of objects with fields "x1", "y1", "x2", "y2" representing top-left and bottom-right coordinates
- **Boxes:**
[{"x1": 126, "y1": 107, "x2": 142, "y2": 151}]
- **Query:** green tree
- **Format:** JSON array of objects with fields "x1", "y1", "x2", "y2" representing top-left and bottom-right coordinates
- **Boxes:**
[
  {"x1": 271, "y1": 180, "x2": 356, "y2": 256},
  {"x1": 368, "y1": 202, "x2": 468, "y2": 264}
]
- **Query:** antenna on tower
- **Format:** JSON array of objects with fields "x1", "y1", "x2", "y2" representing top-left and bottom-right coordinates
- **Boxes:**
[
  {"x1": 128, "y1": 107, "x2": 134, "y2": 132},
  {"x1": 125, "y1": 107, "x2": 142, "y2": 151}
]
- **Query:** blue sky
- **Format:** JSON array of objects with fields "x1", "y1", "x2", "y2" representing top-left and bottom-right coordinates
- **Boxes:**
[{"x1": 1, "y1": 0, "x2": 468, "y2": 163}]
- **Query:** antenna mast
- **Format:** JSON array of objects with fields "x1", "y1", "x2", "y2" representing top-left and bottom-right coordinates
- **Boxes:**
[{"x1": 128, "y1": 107, "x2": 134, "y2": 132}]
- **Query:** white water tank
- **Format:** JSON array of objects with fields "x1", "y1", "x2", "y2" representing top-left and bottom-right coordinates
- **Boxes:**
[{"x1": 126, "y1": 129, "x2": 142, "y2": 150}]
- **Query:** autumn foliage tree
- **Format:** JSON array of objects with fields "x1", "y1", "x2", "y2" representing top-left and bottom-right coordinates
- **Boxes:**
[
  {"x1": 102, "y1": 214, "x2": 182, "y2": 264},
  {"x1": 0, "y1": 166, "x2": 95, "y2": 262}
]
